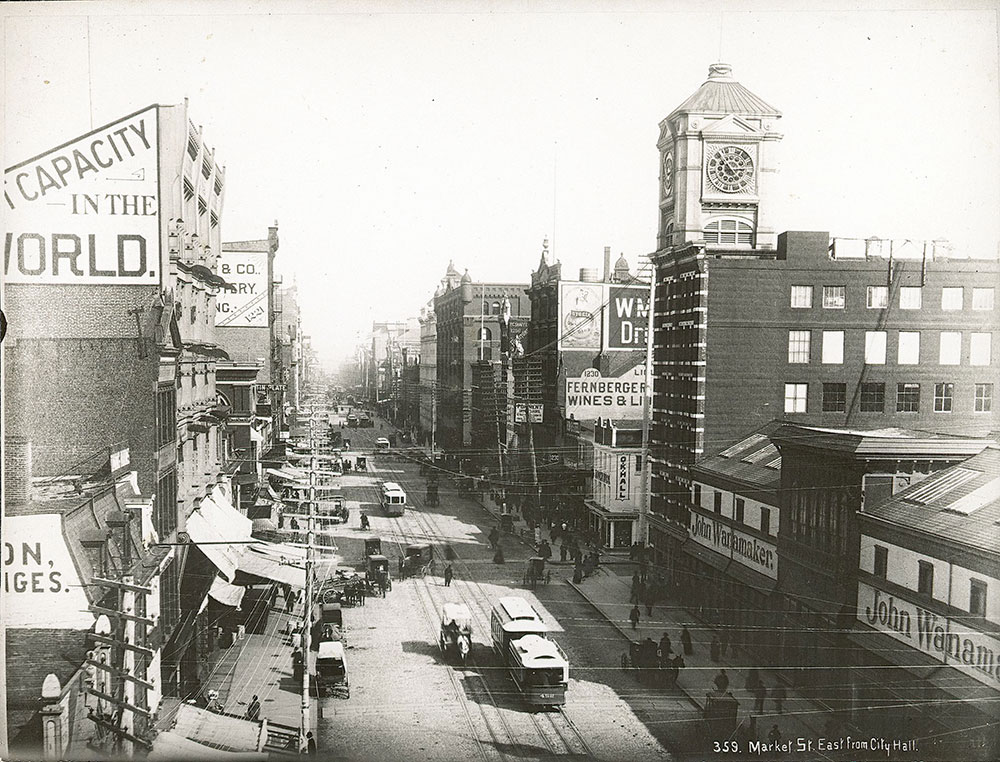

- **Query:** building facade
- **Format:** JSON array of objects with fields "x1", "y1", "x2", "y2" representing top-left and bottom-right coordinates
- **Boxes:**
[
  {"x1": 588, "y1": 418, "x2": 646, "y2": 548},
  {"x1": 647, "y1": 63, "x2": 1000, "y2": 583}
]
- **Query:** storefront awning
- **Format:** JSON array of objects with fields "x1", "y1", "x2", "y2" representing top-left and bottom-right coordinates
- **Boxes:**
[
  {"x1": 208, "y1": 574, "x2": 246, "y2": 608},
  {"x1": 164, "y1": 703, "x2": 266, "y2": 755},
  {"x1": 723, "y1": 558, "x2": 777, "y2": 593},
  {"x1": 149, "y1": 731, "x2": 268, "y2": 760},
  {"x1": 680, "y1": 539, "x2": 730, "y2": 572},
  {"x1": 585, "y1": 500, "x2": 639, "y2": 519}
]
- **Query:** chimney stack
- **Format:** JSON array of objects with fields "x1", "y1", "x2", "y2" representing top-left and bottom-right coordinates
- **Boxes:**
[
  {"x1": 4, "y1": 437, "x2": 33, "y2": 504},
  {"x1": 603, "y1": 246, "x2": 611, "y2": 282}
]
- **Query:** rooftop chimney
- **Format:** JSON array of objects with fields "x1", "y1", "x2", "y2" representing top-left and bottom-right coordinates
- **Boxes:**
[
  {"x1": 4, "y1": 437, "x2": 32, "y2": 504},
  {"x1": 603, "y1": 246, "x2": 611, "y2": 282}
]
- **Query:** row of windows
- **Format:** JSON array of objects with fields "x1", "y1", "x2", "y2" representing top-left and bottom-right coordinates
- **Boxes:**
[
  {"x1": 872, "y1": 546, "x2": 988, "y2": 617},
  {"x1": 787, "y1": 330, "x2": 993, "y2": 366},
  {"x1": 693, "y1": 484, "x2": 772, "y2": 535},
  {"x1": 784, "y1": 382, "x2": 993, "y2": 414},
  {"x1": 790, "y1": 285, "x2": 994, "y2": 311}
]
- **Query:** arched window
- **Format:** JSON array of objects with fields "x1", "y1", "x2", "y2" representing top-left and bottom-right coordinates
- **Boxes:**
[
  {"x1": 703, "y1": 218, "x2": 754, "y2": 246},
  {"x1": 477, "y1": 327, "x2": 492, "y2": 342},
  {"x1": 491, "y1": 301, "x2": 502, "y2": 315},
  {"x1": 663, "y1": 222, "x2": 675, "y2": 245}
]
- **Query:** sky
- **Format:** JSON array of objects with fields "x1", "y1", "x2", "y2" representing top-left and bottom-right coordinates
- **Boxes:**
[{"x1": 3, "y1": 0, "x2": 999, "y2": 367}]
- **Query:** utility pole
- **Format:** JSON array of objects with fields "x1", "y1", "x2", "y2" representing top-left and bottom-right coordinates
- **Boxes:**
[{"x1": 301, "y1": 411, "x2": 316, "y2": 750}]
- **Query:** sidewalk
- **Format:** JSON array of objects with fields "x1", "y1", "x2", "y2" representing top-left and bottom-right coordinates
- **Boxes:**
[{"x1": 568, "y1": 565, "x2": 833, "y2": 743}]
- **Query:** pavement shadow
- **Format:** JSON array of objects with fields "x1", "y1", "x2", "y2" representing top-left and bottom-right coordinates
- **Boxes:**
[{"x1": 399, "y1": 639, "x2": 446, "y2": 660}]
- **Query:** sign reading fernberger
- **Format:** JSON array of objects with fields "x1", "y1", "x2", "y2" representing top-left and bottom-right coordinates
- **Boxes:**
[
  {"x1": 689, "y1": 511, "x2": 777, "y2": 579},
  {"x1": 216, "y1": 249, "x2": 268, "y2": 327},
  {"x1": 4, "y1": 105, "x2": 160, "y2": 285},
  {"x1": 565, "y1": 364, "x2": 646, "y2": 421},
  {"x1": 858, "y1": 581, "x2": 1000, "y2": 691}
]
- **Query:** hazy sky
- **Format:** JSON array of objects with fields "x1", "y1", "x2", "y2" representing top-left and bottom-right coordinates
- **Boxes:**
[{"x1": 3, "y1": 1, "x2": 999, "y2": 365}]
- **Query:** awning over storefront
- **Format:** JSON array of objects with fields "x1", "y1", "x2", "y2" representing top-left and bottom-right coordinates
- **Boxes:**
[
  {"x1": 163, "y1": 703, "x2": 266, "y2": 755},
  {"x1": 149, "y1": 730, "x2": 268, "y2": 760},
  {"x1": 723, "y1": 558, "x2": 777, "y2": 594},
  {"x1": 680, "y1": 539, "x2": 730, "y2": 572},
  {"x1": 584, "y1": 500, "x2": 639, "y2": 519},
  {"x1": 208, "y1": 574, "x2": 246, "y2": 608},
  {"x1": 847, "y1": 628, "x2": 946, "y2": 681},
  {"x1": 265, "y1": 466, "x2": 309, "y2": 485}
]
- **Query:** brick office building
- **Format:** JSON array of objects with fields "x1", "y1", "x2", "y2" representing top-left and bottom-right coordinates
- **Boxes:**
[
  {"x1": 434, "y1": 269, "x2": 528, "y2": 461},
  {"x1": 647, "y1": 63, "x2": 999, "y2": 581}
]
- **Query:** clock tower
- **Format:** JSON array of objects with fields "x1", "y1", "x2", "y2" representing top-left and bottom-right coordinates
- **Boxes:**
[{"x1": 656, "y1": 63, "x2": 782, "y2": 251}]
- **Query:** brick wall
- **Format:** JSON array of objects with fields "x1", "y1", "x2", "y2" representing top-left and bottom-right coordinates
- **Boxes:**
[{"x1": 3, "y1": 437, "x2": 32, "y2": 503}]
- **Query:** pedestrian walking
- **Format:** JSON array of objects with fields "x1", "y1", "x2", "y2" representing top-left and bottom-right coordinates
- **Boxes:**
[
  {"x1": 644, "y1": 590, "x2": 655, "y2": 618},
  {"x1": 630, "y1": 572, "x2": 640, "y2": 600},
  {"x1": 444, "y1": 563, "x2": 454, "y2": 586},
  {"x1": 291, "y1": 628, "x2": 302, "y2": 652},
  {"x1": 753, "y1": 681, "x2": 767, "y2": 713},
  {"x1": 713, "y1": 668, "x2": 729, "y2": 693},
  {"x1": 680, "y1": 625, "x2": 693, "y2": 655},
  {"x1": 720, "y1": 628, "x2": 730, "y2": 656},
  {"x1": 659, "y1": 632, "x2": 673, "y2": 659},
  {"x1": 285, "y1": 590, "x2": 295, "y2": 613},
  {"x1": 710, "y1": 634, "x2": 721, "y2": 662},
  {"x1": 772, "y1": 681, "x2": 786, "y2": 713},
  {"x1": 767, "y1": 724, "x2": 781, "y2": 745},
  {"x1": 560, "y1": 543, "x2": 568, "y2": 562},
  {"x1": 745, "y1": 667, "x2": 761, "y2": 693},
  {"x1": 306, "y1": 731, "x2": 317, "y2": 756},
  {"x1": 246, "y1": 695, "x2": 261, "y2": 722},
  {"x1": 629, "y1": 604, "x2": 641, "y2": 630}
]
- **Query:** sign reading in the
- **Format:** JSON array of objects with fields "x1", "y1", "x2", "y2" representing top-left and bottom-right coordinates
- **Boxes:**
[
  {"x1": 565, "y1": 364, "x2": 646, "y2": 421},
  {"x1": 216, "y1": 250, "x2": 268, "y2": 327},
  {"x1": 4, "y1": 106, "x2": 160, "y2": 285},
  {"x1": 858, "y1": 581, "x2": 1000, "y2": 690}
]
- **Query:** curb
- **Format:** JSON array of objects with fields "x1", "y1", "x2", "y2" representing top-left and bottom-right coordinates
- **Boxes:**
[{"x1": 564, "y1": 578, "x2": 703, "y2": 712}]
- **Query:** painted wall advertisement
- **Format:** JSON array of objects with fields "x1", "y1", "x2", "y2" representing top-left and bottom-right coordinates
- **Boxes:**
[
  {"x1": 857, "y1": 581, "x2": 1000, "y2": 691},
  {"x1": 689, "y1": 511, "x2": 778, "y2": 580},
  {"x1": 558, "y1": 282, "x2": 603, "y2": 350},
  {"x1": 216, "y1": 249, "x2": 268, "y2": 327},
  {"x1": 565, "y1": 364, "x2": 646, "y2": 421},
  {"x1": 4, "y1": 105, "x2": 161, "y2": 285},
  {"x1": 3, "y1": 514, "x2": 95, "y2": 629},
  {"x1": 605, "y1": 291, "x2": 649, "y2": 350}
]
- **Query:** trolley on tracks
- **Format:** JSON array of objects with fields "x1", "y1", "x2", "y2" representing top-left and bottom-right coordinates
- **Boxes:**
[
  {"x1": 506, "y1": 634, "x2": 569, "y2": 708},
  {"x1": 381, "y1": 481, "x2": 407, "y2": 517}
]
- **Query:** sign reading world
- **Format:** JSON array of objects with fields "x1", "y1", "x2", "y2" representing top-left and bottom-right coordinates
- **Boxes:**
[
  {"x1": 4, "y1": 105, "x2": 160, "y2": 285},
  {"x1": 565, "y1": 364, "x2": 646, "y2": 421}
]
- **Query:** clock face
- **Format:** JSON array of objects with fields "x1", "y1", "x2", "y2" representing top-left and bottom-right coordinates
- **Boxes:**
[
  {"x1": 706, "y1": 145, "x2": 754, "y2": 193},
  {"x1": 662, "y1": 152, "x2": 674, "y2": 196}
]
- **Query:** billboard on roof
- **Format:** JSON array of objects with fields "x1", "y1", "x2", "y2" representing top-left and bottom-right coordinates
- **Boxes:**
[{"x1": 4, "y1": 105, "x2": 161, "y2": 285}]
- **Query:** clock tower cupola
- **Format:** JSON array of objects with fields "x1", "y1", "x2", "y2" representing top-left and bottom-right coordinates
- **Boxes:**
[{"x1": 656, "y1": 63, "x2": 782, "y2": 251}]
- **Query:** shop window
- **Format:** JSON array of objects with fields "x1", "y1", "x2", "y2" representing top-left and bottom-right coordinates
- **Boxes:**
[
  {"x1": 896, "y1": 383, "x2": 920, "y2": 412},
  {"x1": 784, "y1": 383, "x2": 807, "y2": 413},
  {"x1": 975, "y1": 383, "x2": 993, "y2": 412},
  {"x1": 867, "y1": 286, "x2": 888, "y2": 308},
  {"x1": 787, "y1": 331, "x2": 810, "y2": 363},
  {"x1": 873, "y1": 545, "x2": 888, "y2": 578},
  {"x1": 933, "y1": 383, "x2": 954, "y2": 413},
  {"x1": 822, "y1": 383, "x2": 847, "y2": 412},
  {"x1": 822, "y1": 286, "x2": 845, "y2": 309},
  {"x1": 860, "y1": 382, "x2": 885, "y2": 413},
  {"x1": 899, "y1": 287, "x2": 922, "y2": 309},
  {"x1": 970, "y1": 579, "x2": 988, "y2": 617},
  {"x1": 790, "y1": 285, "x2": 813, "y2": 308},
  {"x1": 918, "y1": 561, "x2": 934, "y2": 596}
]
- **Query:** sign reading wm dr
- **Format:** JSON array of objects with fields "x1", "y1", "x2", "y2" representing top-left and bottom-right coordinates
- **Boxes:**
[{"x1": 4, "y1": 105, "x2": 160, "y2": 285}]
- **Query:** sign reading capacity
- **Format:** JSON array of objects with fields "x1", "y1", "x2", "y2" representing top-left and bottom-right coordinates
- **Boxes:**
[
  {"x1": 4, "y1": 105, "x2": 160, "y2": 285},
  {"x1": 216, "y1": 250, "x2": 268, "y2": 327}
]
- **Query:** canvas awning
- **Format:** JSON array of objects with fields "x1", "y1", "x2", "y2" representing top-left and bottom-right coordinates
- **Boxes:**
[
  {"x1": 208, "y1": 574, "x2": 246, "y2": 608},
  {"x1": 148, "y1": 731, "x2": 268, "y2": 761},
  {"x1": 163, "y1": 703, "x2": 266, "y2": 755}
]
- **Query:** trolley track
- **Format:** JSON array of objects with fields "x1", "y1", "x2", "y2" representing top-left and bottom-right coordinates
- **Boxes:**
[{"x1": 370, "y1": 451, "x2": 597, "y2": 760}]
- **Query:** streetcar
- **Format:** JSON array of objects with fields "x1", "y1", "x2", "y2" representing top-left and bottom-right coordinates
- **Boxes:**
[
  {"x1": 381, "y1": 482, "x2": 407, "y2": 517},
  {"x1": 490, "y1": 596, "x2": 548, "y2": 654},
  {"x1": 506, "y1": 634, "x2": 569, "y2": 708}
]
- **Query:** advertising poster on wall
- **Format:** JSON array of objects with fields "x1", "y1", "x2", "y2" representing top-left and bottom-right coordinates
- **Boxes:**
[
  {"x1": 4, "y1": 105, "x2": 161, "y2": 285},
  {"x1": 605, "y1": 288, "x2": 650, "y2": 350},
  {"x1": 3, "y1": 514, "x2": 95, "y2": 629},
  {"x1": 565, "y1": 364, "x2": 646, "y2": 421},
  {"x1": 558, "y1": 282, "x2": 603, "y2": 351},
  {"x1": 216, "y1": 250, "x2": 268, "y2": 327}
]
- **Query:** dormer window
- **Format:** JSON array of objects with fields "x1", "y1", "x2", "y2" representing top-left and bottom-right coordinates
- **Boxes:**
[{"x1": 703, "y1": 218, "x2": 753, "y2": 246}]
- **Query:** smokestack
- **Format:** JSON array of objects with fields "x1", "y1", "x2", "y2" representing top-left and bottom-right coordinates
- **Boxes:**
[
  {"x1": 603, "y1": 246, "x2": 611, "y2": 282},
  {"x1": 4, "y1": 438, "x2": 32, "y2": 504}
]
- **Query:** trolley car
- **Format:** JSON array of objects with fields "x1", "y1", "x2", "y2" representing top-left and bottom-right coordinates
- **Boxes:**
[{"x1": 506, "y1": 634, "x2": 569, "y2": 708}]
